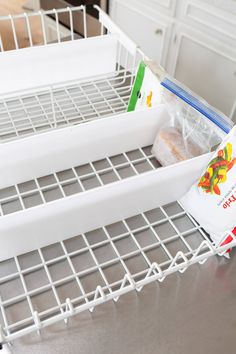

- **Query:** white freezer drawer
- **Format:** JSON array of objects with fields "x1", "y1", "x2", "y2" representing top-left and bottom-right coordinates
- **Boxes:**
[{"x1": 0, "y1": 6, "x2": 235, "y2": 349}]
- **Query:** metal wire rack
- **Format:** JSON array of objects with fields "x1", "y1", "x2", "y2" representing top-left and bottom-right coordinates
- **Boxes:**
[
  {"x1": 0, "y1": 200, "x2": 235, "y2": 345},
  {"x1": 0, "y1": 5, "x2": 142, "y2": 143},
  {"x1": 0, "y1": 71, "x2": 134, "y2": 142}
]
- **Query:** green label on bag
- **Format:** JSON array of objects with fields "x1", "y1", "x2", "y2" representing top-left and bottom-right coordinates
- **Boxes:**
[{"x1": 127, "y1": 61, "x2": 146, "y2": 112}]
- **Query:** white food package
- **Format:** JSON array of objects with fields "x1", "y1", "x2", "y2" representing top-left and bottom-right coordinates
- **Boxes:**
[{"x1": 180, "y1": 126, "x2": 236, "y2": 247}]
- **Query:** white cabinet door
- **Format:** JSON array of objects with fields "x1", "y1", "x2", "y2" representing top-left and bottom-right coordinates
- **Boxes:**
[
  {"x1": 110, "y1": 0, "x2": 172, "y2": 67},
  {"x1": 171, "y1": 29, "x2": 236, "y2": 118}
]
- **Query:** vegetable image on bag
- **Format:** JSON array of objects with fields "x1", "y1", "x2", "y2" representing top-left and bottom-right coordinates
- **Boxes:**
[
  {"x1": 198, "y1": 142, "x2": 236, "y2": 195},
  {"x1": 180, "y1": 126, "x2": 236, "y2": 253}
]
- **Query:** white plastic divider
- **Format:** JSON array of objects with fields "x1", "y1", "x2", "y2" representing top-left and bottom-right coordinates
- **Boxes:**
[
  {"x1": 0, "y1": 152, "x2": 210, "y2": 261},
  {"x1": 0, "y1": 34, "x2": 118, "y2": 96},
  {"x1": 0, "y1": 106, "x2": 169, "y2": 188}
]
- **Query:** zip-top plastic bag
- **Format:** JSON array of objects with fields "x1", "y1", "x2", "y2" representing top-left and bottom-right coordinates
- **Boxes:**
[
  {"x1": 128, "y1": 60, "x2": 233, "y2": 165},
  {"x1": 152, "y1": 78, "x2": 232, "y2": 165},
  {"x1": 180, "y1": 126, "x2": 236, "y2": 254}
]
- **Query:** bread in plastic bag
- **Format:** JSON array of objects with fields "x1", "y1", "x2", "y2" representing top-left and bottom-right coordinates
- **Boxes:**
[
  {"x1": 152, "y1": 86, "x2": 224, "y2": 166},
  {"x1": 152, "y1": 126, "x2": 203, "y2": 166},
  {"x1": 180, "y1": 125, "x2": 236, "y2": 251}
]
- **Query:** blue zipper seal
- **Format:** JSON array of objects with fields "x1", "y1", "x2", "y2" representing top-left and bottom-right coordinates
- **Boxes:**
[{"x1": 161, "y1": 77, "x2": 233, "y2": 134}]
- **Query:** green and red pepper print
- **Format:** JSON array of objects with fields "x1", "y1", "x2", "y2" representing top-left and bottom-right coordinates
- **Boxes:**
[{"x1": 198, "y1": 143, "x2": 236, "y2": 195}]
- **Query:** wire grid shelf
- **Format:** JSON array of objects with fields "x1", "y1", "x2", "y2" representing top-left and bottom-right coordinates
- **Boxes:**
[
  {"x1": 0, "y1": 145, "x2": 160, "y2": 216},
  {"x1": 0, "y1": 5, "x2": 141, "y2": 142},
  {"x1": 0, "y1": 71, "x2": 135, "y2": 143},
  {"x1": 0, "y1": 199, "x2": 235, "y2": 344}
]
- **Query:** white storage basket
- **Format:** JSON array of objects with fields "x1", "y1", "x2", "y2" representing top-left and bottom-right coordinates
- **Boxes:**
[{"x1": 0, "y1": 6, "x2": 235, "y2": 351}]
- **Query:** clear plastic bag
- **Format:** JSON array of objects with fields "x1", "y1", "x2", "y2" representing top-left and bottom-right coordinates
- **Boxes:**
[{"x1": 152, "y1": 76, "x2": 233, "y2": 166}]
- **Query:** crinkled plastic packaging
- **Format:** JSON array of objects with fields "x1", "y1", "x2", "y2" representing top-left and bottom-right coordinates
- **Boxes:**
[
  {"x1": 152, "y1": 126, "x2": 203, "y2": 166},
  {"x1": 152, "y1": 85, "x2": 225, "y2": 166}
]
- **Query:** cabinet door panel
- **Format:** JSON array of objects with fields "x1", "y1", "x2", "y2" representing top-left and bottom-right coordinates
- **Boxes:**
[
  {"x1": 146, "y1": 0, "x2": 176, "y2": 16},
  {"x1": 174, "y1": 34, "x2": 236, "y2": 117},
  {"x1": 181, "y1": 1, "x2": 236, "y2": 43},
  {"x1": 111, "y1": 0, "x2": 170, "y2": 66}
]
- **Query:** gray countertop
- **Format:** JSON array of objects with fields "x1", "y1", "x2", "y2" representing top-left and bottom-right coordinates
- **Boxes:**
[{"x1": 11, "y1": 250, "x2": 236, "y2": 354}]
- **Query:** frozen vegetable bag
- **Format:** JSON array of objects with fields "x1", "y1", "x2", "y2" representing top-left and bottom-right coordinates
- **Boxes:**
[{"x1": 180, "y1": 125, "x2": 236, "y2": 249}]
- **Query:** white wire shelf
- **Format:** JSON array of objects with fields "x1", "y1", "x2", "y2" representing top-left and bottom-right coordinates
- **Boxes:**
[
  {"x1": 0, "y1": 200, "x2": 235, "y2": 344},
  {"x1": 0, "y1": 145, "x2": 160, "y2": 216},
  {"x1": 0, "y1": 71, "x2": 135, "y2": 143},
  {"x1": 0, "y1": 5, "x2": 142, "y2": 143}
]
